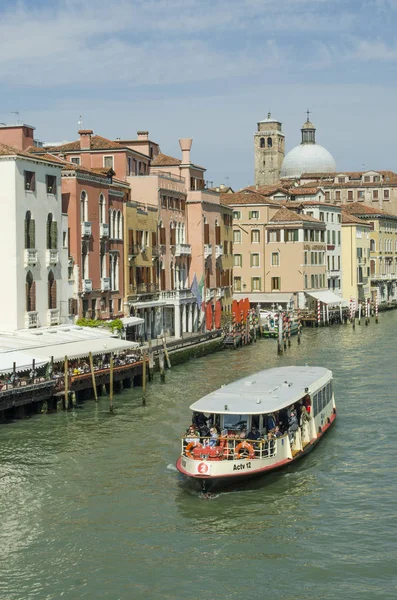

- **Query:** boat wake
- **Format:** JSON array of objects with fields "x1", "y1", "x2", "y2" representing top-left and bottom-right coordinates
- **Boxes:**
[{"x1": 166, "y1": 463, "x2": 178, "y2": 472}]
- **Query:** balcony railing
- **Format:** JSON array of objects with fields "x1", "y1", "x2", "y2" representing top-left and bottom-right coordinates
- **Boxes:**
[
  {"x1": 204, "y1": 244, "x2": 212, "y2": 259},
  {"x1": 47, "y1": 308, "x2": 60, "y2": 326},
  {"x1": 24, "y1": 248, "x2": 38, "y2": 266},
  {"x1": 137, "y1": 283, "x2": 148, "y2": 293},
  {"x1": 215, "y1": 244, "x2": 223, "y2": 258},
  {"x1": 25, "y1": 311, "x2": 39, "y2": 328},
  {"x1": 216, "y1": 287, "x2": 225, "y2": 298},
  {"x1": 357, "y1": 257, "x2": 367, "y2": 266},
  {"x1": 46, "y1": 249, "x2": 59, "y2": 266},
  {"x1": 357, "y1": 277, "x2": 369, "y2": 286},
  {"x1": 101, "y1": 277, "x2": 111, "y2": 291},
  {"x1": 159, "y1": 289, "x2": 194, "y2": 301},
  {"x1": 81, "y1": 221, "x2": 92, "y2": 237},
  {"x1": 175, "y1": 243, "x2": 192, "y2": 257},
  {"x1": 205, "y1": 288, "x2": 215, "y2": 301},
  {"x1": 148, "y1": 283, "x2": 159, "y2": 293},
  {"x1": 100, "y1": 223, "x2": 109, "y2": 238},
  {"x1": 82, "y1": 279, "x2": 92, "y2": 293}
]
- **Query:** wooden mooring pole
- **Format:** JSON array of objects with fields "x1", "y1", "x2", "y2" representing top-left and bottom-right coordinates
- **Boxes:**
[
  {"x1": 142, "y1": 350, "x2": 147, "y2": 405},
  {"x1": 163, "y1": 337, "x2": 171, "y2": 369},
  {"x1": 89, "y1": 351, "x2": 98, "y2": 402},
  {"x1": 64, "y1": 355, "x2": 69, "y2": 410},
  {"x1": 159, "y1": 349, "x2": 166, "y2": 382},
  {"x1": 148, "y1": 340, "x2": 154, "y2": 381},
  {"x1": 277, "y1": 313, "x2": 283, "y2": 355}
]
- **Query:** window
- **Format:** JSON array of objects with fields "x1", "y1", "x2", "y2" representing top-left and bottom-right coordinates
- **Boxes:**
[
  {"x1": 234, "y1": 276, "x2": 242, "y2": 291},
  {"x1": 46, "y1": 175, "x2": 57, "y2": 194},
  {"x1": 285, "y1": 229, "x2": 298, "y2": 242},
  {"x1": 127, "y1": 156, "x2": 132, "y2": 176},
  {"x1": 26, "y1": 271, "x2": 36, "y2": 313},
  {"x1": 250, "y1": 253, "x2": 260, "y2": 267},
  {"x1": 332, "y1": 230, "x2": 336, "y2": 245},
  {"x1": 234, "y1": 254, "x2": 242, "y2": 267},
  {"x1": 251, "y1": 229, "x2": 260, "y2": 243},
  {"x1": 304, "y1": 274, "x2": 308, "y2": 288},
  {"x1": 71, "y1": 157, "x2": 80, "y2": 165},
  {"x1": 99, "y1": 194, "x2": 106, "y2": 224},
  {"x1": 252, "y1": 277, "x2": 261, "y2": 291},
  {"x1": 364, "y1": 175, "x2": 370, "y2": 182},
  {"x1": 46, "y1": 213, "x2": 57, "y2": 249},
  {"x1": 80, "y1": 191, "x2": 88, "y2": 222},
  {"x1": 233, "y1": 230, "x2": 241, "y2": 243},
  {"x1": 268, "y1": 229, "x2": 280, "y2": 242},
  {"x1": 233, "y1": 210, "x2": 241, "y2": 220},
  {"x1": 348, "y1": 190, "x2": 354, "y2": 201},
  {"x1": 271, "y1": 252, "x2": 279, "y2": 266},
  {"x1": 25, "y1": 211, "x2": 35, "y2": 249},
  {"x1": 338, "y1": 177, "x2": 345, "y2": 183},
  {"x1": 24, "y1": 170, "x2": 35, "y2": 191},
  {"x1": 304, "y1": 230, "x2": 309, "y2": 241},
  {"x1": 384, "y1": 189, "x2": 390, "y2": 199},
  {"x1": 48, "y1": 271, "x2": 57, "y2": 310},
  {"x1": 338, "y1": 231, "x2": 341, "y2": 245},
  {"x1": 337, "y1": 213, "x2": 341, "y2": 223},
  {"x1": 267, "y1": 137, "x2": 272, "y2": 148},
  {"x1": 325, "y1": 191, "x2": 330, "y2": 201},
  {"x1": 260, "y1": 137, "x2": 265, "y2": 148},
  {"x1": 104, "y1": 156, "x2": 114, "y2": 169},
  {"x1": 271, "y1": 277, "x2": 280, "y2": 291},
  {"x1": 311, "y1": 274, "x2": 315, "y2": 288},
  {"x1": 319, "y1": 212, "x2": 324, "y2": 222},
  {"x1": 335, "y1": 191, "x2": 341, "y2": 201},
  {"x1": 373, "y1": 190, "x2": 379, "y2": 200},
  {"x1": 249, "y1": 210, "x2": 259, "y2": 220}
]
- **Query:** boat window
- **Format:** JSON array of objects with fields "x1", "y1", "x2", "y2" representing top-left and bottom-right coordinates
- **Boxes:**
[
  {"x1": 222, "y1": 414, "x2": 248, "y2": 431},
  {"x1": 318, "y1": 388, "x2": 323, "y2": 410},
  {"x1": 313, "y1": 393, "x2": 318, "y2": 416}
]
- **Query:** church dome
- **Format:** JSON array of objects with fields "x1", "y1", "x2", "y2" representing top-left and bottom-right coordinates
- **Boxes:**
[{"x1": 280, "y1": 115, "x2": 336, "y2": 179}]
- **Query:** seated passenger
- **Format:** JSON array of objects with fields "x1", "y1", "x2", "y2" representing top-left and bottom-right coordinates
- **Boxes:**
[
  {"x1": 300, "y1": 406, "x2": 311, "y2": 426},
  {"x1": 185, "y1": 425, "x2": 200, "y2": 445},
  {"x1": 273, "y1": 425, "x2": 282, "y2": 437},
  {"x1": 239, "y1": 427, "x2": 247, "y2": 439},
  {"x1": 264, "y1": 432, "x2": 275, "y2": 455},
  {"x1": 247, "y1": 425, "x2": 261, "y2": 441},
  {"x1": 208, "y1": 427, "x2": 219, "y2": 447}
]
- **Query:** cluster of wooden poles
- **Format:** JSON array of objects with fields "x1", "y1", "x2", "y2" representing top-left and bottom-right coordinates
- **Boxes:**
[
  {"x1": 230, "y1": 308, "x2": 261, "y2": 348},
  {"x1": 63, "y1": 338, "x2": 173, "y2": 413},
  {"x1": 277, "y1": 311, "x2": 302, "y2": 355}
]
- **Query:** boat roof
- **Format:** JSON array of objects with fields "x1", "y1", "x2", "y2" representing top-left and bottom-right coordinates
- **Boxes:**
[{"x1": 190, "y1": 366, "x2": 332, "y2": 415}]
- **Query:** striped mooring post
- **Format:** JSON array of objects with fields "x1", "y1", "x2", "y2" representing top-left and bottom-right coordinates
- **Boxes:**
[
  {"x1": 283, "y1": 312, "x2": 287, "y2": 349},
  {"x1": 375, "y1": 291, "x2": 379, "y2": 323},
  {"x1": 287, "y1": 314, "x2": 291, "y2": 346},
  {"x1": 366, "y1": 298, "x2": 371, "y2": 325},
  {"x1": 278, "y1": 312, "x2": 283, "y2": 354},
  {"x1": 232, "y1": 313, "x2": 236, "y2": 348},
  {"x1": 297, "y1": 309, "x2": 301, "y2": 344},
  {"x1": 317, "y1": 300, "x2": 321, "y2": 327},
  {"x1": 352, "y1": 298, "x2": 356, "y2": 330}
]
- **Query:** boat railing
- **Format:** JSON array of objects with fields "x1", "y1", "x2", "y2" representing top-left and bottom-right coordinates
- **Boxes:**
[{"x1": 182, "y1": 435, "x2": 282, "y2": 461}]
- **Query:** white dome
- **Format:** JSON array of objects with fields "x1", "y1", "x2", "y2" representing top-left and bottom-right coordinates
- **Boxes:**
[{"x1": 280, "y1": 143, "x2": 336, "y2": 179}]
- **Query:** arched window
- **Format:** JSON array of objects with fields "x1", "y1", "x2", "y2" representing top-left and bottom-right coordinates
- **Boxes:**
[
  {"x1": 370, "y1": 239, "x2": 376, "y2": 252},
  {"x1": 260, "y1": 137, "x2": 265, "y2": 148},
  {"x1": 25, "y1": 211, "x2": 35, "y2": 249},
  {"x1": 26, "y1": 271, "x2": 36, "y2": 312},
  {"x1": 46, "y1": 213, "x2": 58, "y2": 249},
  {"x1": 99, "y1": 194, "x2": 106, "y2": 224},
  {"x1": 170, "y1": 222, "x2": 176, "y2": 245},
  {"x1": 80, "y1": 191, "x2": 88, "y2": 222},
  {"x1": 82, "y1": 242, "x2": 89, "y2": 280},
  {"x1": 48, "y1": 271, "x2": 57, "y2": 309},
  {"x1": 267, "y1": 137, "x2": 272, "y2": 148},
  {"x1": 111, "y1": 210, "x2": 116, "y2": 238},
  {"x1": 370, "y1": 259, "x2": 376, "y2": 276},
  {"x1": 117, "y1": 211, "x2": 122, "y2": 239},
  {"x1": 100, "y1": 242, "x2": 106, "y2": 278}
]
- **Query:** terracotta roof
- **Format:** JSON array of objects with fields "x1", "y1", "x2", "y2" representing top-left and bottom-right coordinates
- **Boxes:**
[
  {"x1": 29, "y1": 135, "x2": 125, "y2": 153},
  {"x1": 342, "y1": 202, "x2": 397, "y2": 219},
  {"x1": 341, "y1": 211, "x2": 369, "y2": 225},
  {"x1": 242, "y1": 184, "x2": 289, "y2": 196},
  {"x1": 290, "y1": 187, "x2": 321, "y2": 196},
  {"x1": 0, "y1": 143, "x2": 63, "y2": 165},
  {"x1": 220, "y1": 190, "x2": 282, "y2": 207},
  {"x1": 269, "y1": 207, "x2": 322, "y2": 224},
  {"x1": 151, "y1": 152, "x2": 181, "y2": 167}
]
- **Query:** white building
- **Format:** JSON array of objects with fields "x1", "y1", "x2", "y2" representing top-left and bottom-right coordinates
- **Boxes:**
[
  {"x1": 299, "y1": 202, "x2": 343, "y2": 295},
  {"x1": 0, "y1": 143, "x2": 68, "y2": 331}
]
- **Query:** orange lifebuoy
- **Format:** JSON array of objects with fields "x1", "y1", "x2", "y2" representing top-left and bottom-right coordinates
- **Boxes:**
[
  {"x1": 185, "y1": 441, "x2": 202, "y2": 459},
  {"x1": 235, "y1": 441, "x2": 255, "y2": 459}
]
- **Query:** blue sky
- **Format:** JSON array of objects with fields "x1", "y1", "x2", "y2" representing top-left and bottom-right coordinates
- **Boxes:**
[{"x1": 1, "y1": 0, "x2": 397, "y2": 188}]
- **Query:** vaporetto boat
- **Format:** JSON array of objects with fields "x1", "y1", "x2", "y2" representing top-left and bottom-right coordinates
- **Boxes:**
[{"x1": 176, "y1": 366, "x2": 336, "y2": 490}]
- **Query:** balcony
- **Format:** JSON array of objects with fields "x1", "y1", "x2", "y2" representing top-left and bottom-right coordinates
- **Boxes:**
[
  {"x1": 215, "y1": 244, "x2": 223, "y2": 258},
  {"x1": 137, "y1": 283, "x2": 148, "y2": 293},
  {"x1": 24, "y1": 248, "x2": 38, "y2": 266},
  {"x1": 357, "y1": 257, "x2": 367, "y2": 266},
  {"x1": 100, "y1": 223, "x2": 109, "y2": 238},
  {"x1": 216, "y1": 287, "x2": 225, "y2": 298},
  {"x1": 46, "y1": 249, "x2": 59, "y2": 266},
  {"x1": 204, "y1": 244, "x2": 212, "y2": 259},
  {"x1": 152, "y1": 245, "x2": 162, "y2": 257},
  {"x1": 205, "y1": 288, "x2": 216, "y2": 301},
  {"x1": 101, "y1": 277, "x2": 111, "y2": 291},
  {"x1": 159, "y1": 289, "x2": 194, "y2": 301},
  {"x1": 25, "y1": 311, "x2": 38, "y2": 328},
  {"x1": 82, "y1": 279, "x2": 92, "y2": 293},
  {"x1": 81, "y1": 221, "x2": 92, "y2": 237},
  {"x1": 148, "y1": 283, "x2": 159, "y2": 293},
  {"x1": 357, "y1": 277, "x2": 369, "y2": 286},
  {"x1": 47, "y1": 308, "x2": 60, "y2": 326},
  {"x1": 174, "y1": 243, "x2": 192, "y2": 257}
]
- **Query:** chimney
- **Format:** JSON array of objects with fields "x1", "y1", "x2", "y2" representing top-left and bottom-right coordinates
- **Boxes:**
[
  {"x1": 179, "y1": 138, "x2": 192, "y2": 164},
  {"x1": 78, "y1": 129, "x2": 93, "y2": 150},
  {"x1": 220, "y1": 183, "x2": 225, "y2": 190},
  {"x1": 137, "y1": 130, "x2": 149, "y2": 140}
]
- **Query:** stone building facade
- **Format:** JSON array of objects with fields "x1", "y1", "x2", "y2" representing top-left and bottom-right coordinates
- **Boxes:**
[{"x1": 254, "y1": 114, "x2": 285, "y2": 187}]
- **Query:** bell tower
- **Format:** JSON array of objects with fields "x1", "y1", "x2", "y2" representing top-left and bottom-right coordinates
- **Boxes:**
[{"x1": 254, "y1": 113, "x2": 285, "y2": 186}]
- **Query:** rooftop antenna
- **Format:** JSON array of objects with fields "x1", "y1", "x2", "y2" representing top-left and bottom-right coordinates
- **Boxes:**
[
  {"x1": 11, "y1": 111, "x2": 20, "y2": 124},
  {"x1": 78, "y1": 114, "x2": 83, "y2": 130}
]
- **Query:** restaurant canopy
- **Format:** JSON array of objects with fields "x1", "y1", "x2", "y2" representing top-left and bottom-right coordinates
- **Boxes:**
[
  {"x1": 233, "y1": 292, "x2": 295, "y2": 307},
  {"x1": 306, "y1": 290, "x2": 349, "y2": 307},
  {"x1": 0, "y1": 351, "x2": 48, "y2": 375}
]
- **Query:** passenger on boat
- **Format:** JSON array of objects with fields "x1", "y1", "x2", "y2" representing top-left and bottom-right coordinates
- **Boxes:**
[
  {"x1": 264, "y1": 432, "x2": 275, "y2": 456},
  {"x1": 239, "y1": 427, "x2": 247, "y2": 439},
  {"x1": 247, "y1": 425, "x2": 261, "y2": 441},
  {"x1": 208, "y1": 427, "x2": 219, "y2": 447},
  {"x1": 288, "y1": 407, "x2": 299, "y2": 442},
  {"x1": 185, "y1": 425, "x2": 200, "y2": 445},
  {"x1": 299, "y1": 406, "x2": 311, "y2": 426},
  {"x1": 265, "y1": 413, "x2": 276, "y2": 432}
]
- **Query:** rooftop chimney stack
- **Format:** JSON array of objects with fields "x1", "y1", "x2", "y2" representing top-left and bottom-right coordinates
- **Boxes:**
[
  {"x1": 78, "y1": 129, "x2": 93, "y2": 150},
  {"x1": 137, "y1": 130, "x2": 149, "y2": 140},
  {"x1": 179, "y1": 138, "x2": 192, "y2": 164}
]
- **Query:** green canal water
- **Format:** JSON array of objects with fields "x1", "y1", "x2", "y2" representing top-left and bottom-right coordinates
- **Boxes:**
[{"x1": 1, "y1": 313, "x2": 397, "y2": 600}]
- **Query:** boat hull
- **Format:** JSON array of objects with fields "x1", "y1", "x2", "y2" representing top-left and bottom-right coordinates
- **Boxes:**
[{"x1": 176, "y1": 411, "x2": 336, "y2": 491}]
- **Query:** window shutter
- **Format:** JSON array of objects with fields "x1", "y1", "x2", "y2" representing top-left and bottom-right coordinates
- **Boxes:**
[
  {"x1": 51, "y1": 221, "x2": 58, "y2": 249},
  {"x1": 151, "y1": 231, "x2": 157, "y2": 247},
  {"x1": 30, "y1": 219, "x2": 36, "y2": 248},
  {"x1": 25, "y1": 218, "x2": 29, "y2": 249}
]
